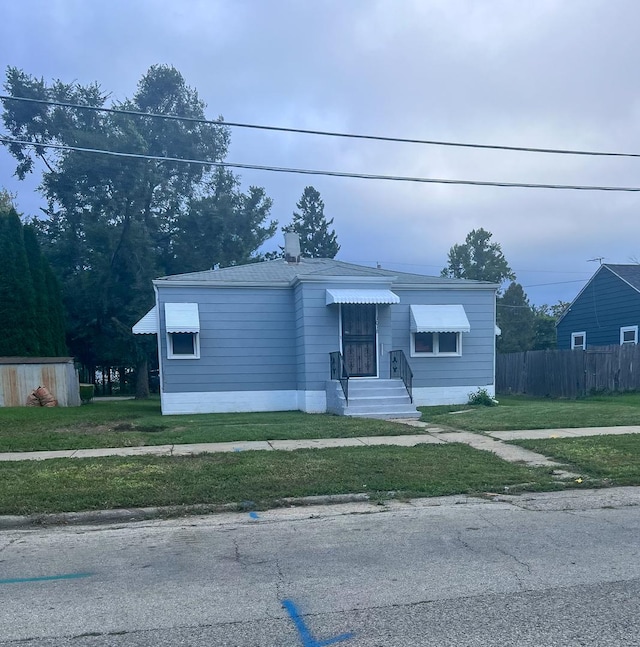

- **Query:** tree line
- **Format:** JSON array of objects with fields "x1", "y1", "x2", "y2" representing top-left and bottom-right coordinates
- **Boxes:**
[
  {"x1": 0, "y1": 65, "x2": 339, "y2": 394},
  {"x1": 1, "y1": 64, "x2": 559, "y2": 395},
  {"x1": 441, "y1": 227, "x2": 568, "y2": 352}
]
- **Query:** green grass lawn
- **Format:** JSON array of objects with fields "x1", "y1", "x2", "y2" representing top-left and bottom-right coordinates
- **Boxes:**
[
  {"x1": 0, "y1": 443, "x2": 558, "y2": 515},
  {"x1": 420, "y1": 392, "x2": 640, "y2": 432},
  {"x1": 3, "y1": 392, "x2": 640, "y2": 453},
  {"x1": 0, "y1": 398, "x2": 422, "y2": 452},
  {"x1": 511, "y1": 434, "x2": 640, "y2": 486}
]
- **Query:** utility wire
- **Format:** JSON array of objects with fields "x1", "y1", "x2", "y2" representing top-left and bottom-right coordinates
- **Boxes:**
[
  {"x1": 2, "y1": 94, "x2": 640, "y2": 159},
  {"x1": 522, "y1": 279, "x2": 588, "y2": 288},
  {"x1": 3, "y1": 136, "x2": 640, "y2": 192}
]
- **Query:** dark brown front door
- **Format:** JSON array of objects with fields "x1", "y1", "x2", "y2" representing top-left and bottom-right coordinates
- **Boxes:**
[{"x1": 342, "y1": 304, "x2": 377, "y2": 377}]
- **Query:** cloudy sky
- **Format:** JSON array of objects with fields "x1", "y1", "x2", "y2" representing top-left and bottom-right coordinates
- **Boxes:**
[{"x1": 2, "y1": 0, "x2": 639, "y2": 305}]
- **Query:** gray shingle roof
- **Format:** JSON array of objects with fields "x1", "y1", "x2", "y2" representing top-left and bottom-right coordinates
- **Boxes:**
[
  {"x1": 605, "y1": 264, "x2": 640, "y2": 292},
  {"x1": 156, "y1": 258, "x2": 495, "y2": 287}
]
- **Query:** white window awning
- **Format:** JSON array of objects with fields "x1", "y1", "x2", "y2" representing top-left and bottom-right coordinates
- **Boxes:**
[
  {"x1": 410, "y1": 305, "x2": 470, "y2": 333},
  {"x1": 164, "y1": 303, "x2": 200, "y2": 333},
  {"x1": 132, "y1": 306, "x2": 158, "y2": 334},
  {"x1": 326, "y1": 289, "x2": 400, "y2": 305}
]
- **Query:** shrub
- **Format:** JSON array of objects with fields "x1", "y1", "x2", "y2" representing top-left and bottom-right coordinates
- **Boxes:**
[
  {"x1": 468, "y1": 387, "x2": 498, "y2": 407},
  {"x1": 79, "y1": 383, "x2": 95, "y2": 404}
]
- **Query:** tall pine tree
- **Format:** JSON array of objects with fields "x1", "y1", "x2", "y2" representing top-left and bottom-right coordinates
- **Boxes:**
[{"x1": 283, "y1": 186, "x2": 339, "y2": 258}]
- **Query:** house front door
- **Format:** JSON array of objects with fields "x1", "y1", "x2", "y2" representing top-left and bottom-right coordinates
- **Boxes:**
[{"x1": 342, "y1": 304, "x2": 377, "y2": 377}]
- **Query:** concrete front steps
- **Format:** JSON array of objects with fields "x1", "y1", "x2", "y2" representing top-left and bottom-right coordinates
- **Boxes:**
[{"x1": 326, "y1": 378, "x2": 421, "y2": 420}]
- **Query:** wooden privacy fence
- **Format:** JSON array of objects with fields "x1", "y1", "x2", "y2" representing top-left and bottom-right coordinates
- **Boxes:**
[{"x1": 496, "y1": 345, "x2": 640, "y2": 398}]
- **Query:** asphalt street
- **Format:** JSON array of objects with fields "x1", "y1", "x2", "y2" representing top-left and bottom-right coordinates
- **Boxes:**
[{"x1": 1, "y1": 488, "x2": 639, "y2": 646}]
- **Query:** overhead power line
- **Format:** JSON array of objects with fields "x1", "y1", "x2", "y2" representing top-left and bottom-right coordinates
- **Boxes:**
[
  {"x1": 2, "y1": 94, "x2": 640, "y2": 159},
  {"x1": 3, "y1": 136, "x2": 640, "y2": 192},
  {"x1": 522, "y1": 279, "x2": 587, "y2": 288}
]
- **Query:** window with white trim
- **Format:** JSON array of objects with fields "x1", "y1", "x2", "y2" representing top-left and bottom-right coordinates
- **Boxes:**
[
  {"x1": 571, "y1": 332, "x2": 586, "y2": 350},
  {"x1": 165, "y1": 302, "x2": 201, "y2": 359},
  {"x1": 620, "y1": 325, "x2": 638, "y2": 345},
  {"x1": 411, "y1": 331, "x2": 462, "y2": 357},
  {"x1": 409, "y1": 304, "x2": 468, "y2": 357},
  {"x1": 167, "y1": 332, "x2": 200, "y2": 359}
]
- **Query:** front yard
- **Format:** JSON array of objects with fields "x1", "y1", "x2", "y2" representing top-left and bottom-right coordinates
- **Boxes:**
[
  {"x1": 3, "y1": 392, "x2": 640, "y2": 453},
  {"x1": 420, "y1": 392, "x2": 640, "y2": 432},
  {"x1": 1, "y1": 393, "x2": 639, "y2": 517},
  {"x1": 1, "y1": 444, "x2": 557, "y2": 516},
  {"x1": 0, "y1": 398, "x2": 419, "y2": 453},
  {"x1": 510, "y1": 434, "x2": 640, "y2": 486}
]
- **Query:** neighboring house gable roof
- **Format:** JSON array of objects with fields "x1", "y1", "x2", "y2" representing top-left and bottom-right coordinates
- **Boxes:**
[
  {"x1": 154, "y1": 258, "x2": 497, "y2": 289},
  {"x1": 604, "y1": 264, "x2": 640, "y2": 293},
  {"x1": 556, "y1": 263, "x2": 640, "y2": 326}
]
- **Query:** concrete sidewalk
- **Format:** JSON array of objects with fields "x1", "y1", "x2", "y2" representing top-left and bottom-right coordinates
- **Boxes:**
[
  {"x1": 2, "y1": 424, "x2": 638, "y2": 481},
  {"x1": 0, "y1": 434, "x2": 445, "y2": 462}
]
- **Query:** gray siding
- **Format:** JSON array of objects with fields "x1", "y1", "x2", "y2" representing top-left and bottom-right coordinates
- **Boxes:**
[
  {"x1": 391, "y1": 289, "x2": 496, "y2": 388},
  {"x1": 158, "y1": 286, "x2": 297, "y2": 393},
  {"x1": 295, "y1": 281, "x2": 341, "y2": 391},
  {"x1": 156, "y1": 280, "x2": 497, "y2": 397},
  {"x1": 557, "y1": 268, "x2": 640, "y2": 349},
  {"x1": 295, "y1": 281, "x2": 398, "y2": 391}
]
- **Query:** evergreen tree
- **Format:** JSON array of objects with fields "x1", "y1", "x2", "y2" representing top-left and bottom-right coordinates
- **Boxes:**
[
  {"x1": 0, "y1": 205, "x2": 38, "y2": 355},
  {"x1": 283, "y1": 186, "x2": 339, "y2": 258},
  {"x1": 23, "y1": 225, "x2": 67, "y2": 355},
  {"x1": 497, "y1": 282, "x2": 535, "y2": 353}
]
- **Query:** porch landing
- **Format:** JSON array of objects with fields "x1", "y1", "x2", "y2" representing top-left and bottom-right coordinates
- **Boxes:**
[{"x1": 326, "y1": 378, "x2": 421, "y2": 420}]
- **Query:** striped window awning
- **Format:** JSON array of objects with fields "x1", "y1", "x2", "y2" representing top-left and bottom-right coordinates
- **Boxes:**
[
  {"x1": 164, "y1": 303, "x2": 200, "y2": 333},
  {"x1": 326, "y1": 289, "x2": 400, "y2": 305},
  {"x1": 410, "y1": 305, "x2": 470, "y2": 333},
  {"x1": 132, "y1": 306, "x2": 158, "y2": 334}
]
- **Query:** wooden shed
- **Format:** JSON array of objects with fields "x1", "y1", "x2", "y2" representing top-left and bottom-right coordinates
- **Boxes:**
[{"x1": 0, "y1": 357, "x2": 81, "y2": 407}]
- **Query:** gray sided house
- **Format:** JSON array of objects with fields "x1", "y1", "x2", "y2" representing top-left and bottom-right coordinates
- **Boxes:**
[
  {"x1": 556, "y1": 264, "x2": 640, "y2": 350},
  {"x1": 133, "y1": 254, "x2": 499, "y2": 417}
]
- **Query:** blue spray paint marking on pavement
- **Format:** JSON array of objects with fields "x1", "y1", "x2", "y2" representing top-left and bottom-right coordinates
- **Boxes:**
[
  {"x1": 282, "y1": 599, "x2": 354, "y2": 647},
  {"x1": 233, "y1": 447, "x2": 243, "y2": 452},
  {"x1": 249, "y1": 511, "x2": 259, "y2": 519},
  {"x1": 0, "y1": 572, "x2": 94, "y2": 585}
]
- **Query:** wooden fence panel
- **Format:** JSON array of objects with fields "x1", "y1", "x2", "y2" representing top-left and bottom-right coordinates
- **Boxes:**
[{"x1": 496, "y1": 345, "x2": 640, "y2": 397}]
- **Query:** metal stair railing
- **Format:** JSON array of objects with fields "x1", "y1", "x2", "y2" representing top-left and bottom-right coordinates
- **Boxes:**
[
  {"x1": 389, "y1": 349, "x2": 413, "y2": 403},
  {"x1": 329, "y1": 351, "x2": 350, "y2": 404}
]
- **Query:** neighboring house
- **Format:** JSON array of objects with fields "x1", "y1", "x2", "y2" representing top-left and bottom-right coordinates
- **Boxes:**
[
  {"x1": 133, "y1": 237, "x2": 499, "y2": 417},
  {"x1": 556, "y1": 264, "x2": 640, "y2": 350}
]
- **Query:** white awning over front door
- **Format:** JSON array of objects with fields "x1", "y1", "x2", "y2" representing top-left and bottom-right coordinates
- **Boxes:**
[
  {"x1": 410, "y1": 304, "x2": 471, "y2": 333},
  {"x1": 325, "y1": 289, "x2": 400, "y2": 305},
  {"x1": 164, "y1": 303, "x2": 200, "y2": 333},
  {"x1": 132, "y1": 306, "x2": 158, "y2": 334}
]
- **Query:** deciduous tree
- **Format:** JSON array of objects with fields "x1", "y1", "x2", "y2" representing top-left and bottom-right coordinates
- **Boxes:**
[
  {"x1": 2, "y1": 66, "x2": 276, "y2": 389},
  {"x1": 441, "y1": 228, "x2": 515, "y2": 286}
]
